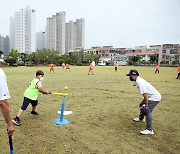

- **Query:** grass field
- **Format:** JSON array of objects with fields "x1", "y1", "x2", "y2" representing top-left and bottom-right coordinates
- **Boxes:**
[{"x1": 0, "y1": 66, "x2": 179, "y2": 154}]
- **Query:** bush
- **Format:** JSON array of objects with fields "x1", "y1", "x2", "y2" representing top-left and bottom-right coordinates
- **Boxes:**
[
  {"x1": 160, "y1": 61, "x2": 166, "y2": 64},
  {"x1": 17, "y1": 62, "x2": 25, "y2": 66},
  {"x1": 76, "y1": 62, "x2": 84, "y2": 66}
]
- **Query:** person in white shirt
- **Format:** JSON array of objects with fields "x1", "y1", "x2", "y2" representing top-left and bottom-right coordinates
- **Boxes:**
[
  {"x1": 0, "y1": 68, "x2": 14, "y2": 136},
  {"x1": 91, "y1": 61, "x2": 95, "y2": 72},
  {"x1": 126, "y1": 69, "x2": 161, "y2": 135},
  {"x1": 91, "y1": 61, "x2": 95, "y2": 67}
]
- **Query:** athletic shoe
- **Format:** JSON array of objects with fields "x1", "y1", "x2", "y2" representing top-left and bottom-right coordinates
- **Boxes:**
[
  {"x1": 133, "y1": 117, "x2": 145, "y2": 122},
  {"x1": 140, "y1": 129, "x2": 154, "y2": 135},
  {"x1": 12, "y1": 117, "x2": 21, "y2": 126},
  {"x1": 30, "y1": 111, "x2": 39, "y2": 116}
]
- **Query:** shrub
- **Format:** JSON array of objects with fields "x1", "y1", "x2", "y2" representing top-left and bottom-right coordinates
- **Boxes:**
[{"x1": 17, "y1": 62, "x2": 25, "y2": 66}]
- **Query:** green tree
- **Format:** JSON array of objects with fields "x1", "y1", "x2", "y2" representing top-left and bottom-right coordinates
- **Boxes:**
[
  {"x1": 9, "y1": 49, "x2": 20, "y2": 62},
  {"x1": 149, "y1": 55, "x2": 158, "y2": 64},
  {"x1": 4, "y1": 49, "x2": 20, "y2": 66},
  {"x1": 129, "y1": 56, "x2": 141, "y2": 65}
]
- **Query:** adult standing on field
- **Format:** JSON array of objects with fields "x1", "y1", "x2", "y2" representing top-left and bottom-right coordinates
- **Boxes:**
[
  {"x1": 126, "y1": 69, "x2": 161, "y2": 135},
  {"x1": 176, "y1": 64, "x2": 180, "y2": 79},
  {"x1": 155, "y1": 64, "x2": 160, "y2": 74},
  {"x1": 0, "y1": 68, "x2": 14, "y2": 136},
  {"x1": 12, "y1": 70, "x2": 50, "y2": 126}
]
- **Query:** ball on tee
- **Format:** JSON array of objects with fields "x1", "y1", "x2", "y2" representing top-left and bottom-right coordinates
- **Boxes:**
[{"x1": 64, "y1": 86, "x2": 68, "y2": 90}]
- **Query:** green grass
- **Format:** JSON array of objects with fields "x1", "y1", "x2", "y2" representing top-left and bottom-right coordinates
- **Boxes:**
[{"x1": 0, "y1": 66, "x2": 179, "y2": 154}]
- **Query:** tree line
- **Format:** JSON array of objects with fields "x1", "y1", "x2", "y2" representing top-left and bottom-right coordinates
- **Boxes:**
[
  {"x1": 4, "y1": 49, "x2": 101, "y2": 66},
  {"x1": 2, "y1": 49, "x2": 162, "y2": 66}
]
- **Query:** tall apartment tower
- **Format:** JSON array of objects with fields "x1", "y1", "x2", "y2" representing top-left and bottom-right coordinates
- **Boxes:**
[
  {"x1": 65, "y1": 18, "x2": 85, "y2": 53},
  {"x1": 0, "y1": 35, "x2": 10, "y2": 57},
  {"x1": 46, "y1": 12, "x2": 66, "y2": 55},
  {"x1": 65, "y1": 20, "x2": 74, "y2": 53},
  {"x1": 36, "y1": 31, "x2": 46, "y2": 50},
  {"x1": 10, "y1": 6, "x2": 36, "y2": 53},
  {"x1": 73, "y1": 18, "x2": 85, "y2": 50}
]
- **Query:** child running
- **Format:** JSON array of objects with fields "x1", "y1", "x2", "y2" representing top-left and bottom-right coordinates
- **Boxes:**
[
  {"x1": 88, "y1": 63, "x2": 94, "y2": 75},
  {"x1": 49, "y1": 63, "x2": 55, "y2": 73},
  {"x1": 176, "y1": 64, "x2": 180, "y2": 79},
  {"x1": 114, "y1": 62, "x2": 118, "y2": 72},
  {"x1": 65, "y1": 63, "x2": 70, "y2": 72},
  {"x1": 61, "y1": 62, "x2": 65, "y2": 70},
  {"x1": 12, "y1": 70, "x2": 50, "y2": 126},
  {"x1": 155, "y1": 64, "x2": 160, "y2": 74}
]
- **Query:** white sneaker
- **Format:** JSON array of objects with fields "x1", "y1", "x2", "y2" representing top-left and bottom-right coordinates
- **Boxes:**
[
  {"x1": 133, "y1": 117, "x2": 145, "y2": 122},
  {"x1": 140, "y1": 129, "x2": 154, "y2": 135}
]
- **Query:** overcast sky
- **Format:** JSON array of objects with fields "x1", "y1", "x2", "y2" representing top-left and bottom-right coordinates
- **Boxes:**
[{"x1": 0, "y1": 0, "x2": 180, "y2": 48}]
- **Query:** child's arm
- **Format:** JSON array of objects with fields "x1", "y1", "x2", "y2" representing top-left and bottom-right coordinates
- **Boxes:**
[{"x1": 38, "y1": 87, "x2": 49, "y2": 95}]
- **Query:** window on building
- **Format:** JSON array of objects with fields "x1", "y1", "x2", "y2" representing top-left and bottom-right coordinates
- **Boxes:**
[
  {"x1": 170, "y1": 49, "x2": 177, "y2": 54},
  {"x1": 166, "y1": 56, "x2": 169, "y2": 60},
  {"x1": 162, "y1": 50, "x2": 166, "y2": 53}
]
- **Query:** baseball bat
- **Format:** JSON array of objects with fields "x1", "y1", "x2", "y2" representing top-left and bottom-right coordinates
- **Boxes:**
[{"x1": 8, "y1": 135, "x2": 14, "y2": 154}]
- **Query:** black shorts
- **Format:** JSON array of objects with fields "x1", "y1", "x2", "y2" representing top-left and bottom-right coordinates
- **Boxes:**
[{"x1": 21, "y1": 97, "x2": 38, "y2": 110}]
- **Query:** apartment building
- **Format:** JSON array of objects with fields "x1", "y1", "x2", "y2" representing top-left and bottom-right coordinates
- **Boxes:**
[
  {"x1": 46, "y1": 11, "x2": 85, "y2": 55},
  {"x1": 65, "y1": 19, "x2": 85, "y2": 54},
  {"x1": 56, "y1": 12, "x2": 66, "y2": 54},
  {"x1": 86, "y1": 46, "x2": 113, "y2": 61},
  {"x1": 161, "y1": 44, "x2": 180, "y2": 64},
  {"x1": 73, "y1": 18, "x2": 85, "y2": 50},
  {"x1": 45, "y1": 12, "x2": 66, "y2": 55},
  {"x1": 10, "y1": 6, "x2": 36, "y2": 53},
  {"x1": 36, "y1": 31, "x2": 46, "y2": 50},
  {"x1": 65, "y1": 20, "x2": 74, "y2": 53},
  {"x1": 0, "y1": 35, "x2": 10, "y2": 57},
  {"x1": 149, "y1": 45, "x2": 163, "y2": 64}
]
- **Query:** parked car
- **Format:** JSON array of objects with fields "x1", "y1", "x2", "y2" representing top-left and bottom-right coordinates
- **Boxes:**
[{"x1": 98, "y1": 60, "x2": 106, "y2": 66}]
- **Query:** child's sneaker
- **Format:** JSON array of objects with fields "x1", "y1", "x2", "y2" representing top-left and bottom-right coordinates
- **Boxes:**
[
  {"x1": 140, "y1": 129, "x2": 154, "y2": 135},
  {"x1": 12, "y1": 117, "x2": 21, "y2": 126},
  {"x1": 30, "y1": 111, "x2": 39, "y2": 116},
  {"x1": 133, "y1": 117, "x2": 145, "y2": 122}
]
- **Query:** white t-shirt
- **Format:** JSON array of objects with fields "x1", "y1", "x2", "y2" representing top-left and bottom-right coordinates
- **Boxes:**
[
  {"x1": 0, "y1": 68, "x2": 10, "y2": 100},
  {"x1": 135, "y1": 76, "x2": 161, "y2": 101},
  {"x1": 92, "y1": 61, "x2": 95, "y2": 67}
]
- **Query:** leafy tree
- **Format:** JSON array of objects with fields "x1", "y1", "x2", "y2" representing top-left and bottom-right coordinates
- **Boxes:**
[
  {"x1": 4, "y1": 49, "x2": 20, "y2": 65},
  {"x1": 149, "y1": 55, "x2": 158, "y2": 64},
  {"x1": 129, "y1": 56, "x2": 141, "y2": 65},
  {"x1": 9, "y1": 49, "x2": 20, "y2": 60}
]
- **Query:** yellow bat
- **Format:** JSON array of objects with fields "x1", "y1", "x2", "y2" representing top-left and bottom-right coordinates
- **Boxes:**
[{"x1": 50, "y1": 92, "x2": 68, "y2": 96}]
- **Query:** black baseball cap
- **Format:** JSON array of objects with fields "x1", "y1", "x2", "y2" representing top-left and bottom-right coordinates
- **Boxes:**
[{"x1": 126, "y1": 69, "x2": 139, "y2": 76}]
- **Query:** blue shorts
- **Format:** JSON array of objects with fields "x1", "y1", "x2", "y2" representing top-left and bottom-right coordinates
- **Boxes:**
[{"x1": 21, "y1": 97, "x2": 38, "y2": 110}]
